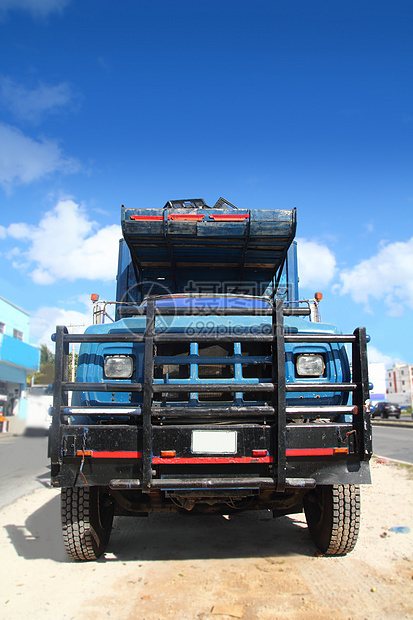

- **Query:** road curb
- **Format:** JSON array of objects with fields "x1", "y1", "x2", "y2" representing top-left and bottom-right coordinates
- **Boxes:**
[
  {"x1": 373, "y1": 454, "x2": 413, "y2": 466},
  {"x1": 371, "y1": 419, "x2": 413, "y2": 429}
]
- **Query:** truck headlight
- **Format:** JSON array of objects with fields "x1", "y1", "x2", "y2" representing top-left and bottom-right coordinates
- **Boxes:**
[
  {"x1": 296, "y1": 354, "x2": 325, "y2": 377},
  {"x1": 104, "y1": 355, "x2": 134, "y2": 379}
]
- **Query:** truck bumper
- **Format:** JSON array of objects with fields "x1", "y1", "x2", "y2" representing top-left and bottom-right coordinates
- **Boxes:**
[{"x1": 51, "y1": 421, "x2": 371, "y2": 489}]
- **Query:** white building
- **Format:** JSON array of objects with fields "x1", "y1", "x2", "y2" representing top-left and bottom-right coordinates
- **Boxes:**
[
  {"x1": 0, "y1": 296, "x2": 39, "y2": 426},
  {"x1": 369, "y1": 362, "x2": 386, "y2": 405},
  {"x1": 386, "y1": 363, "x2": 413, "y2": 408}
]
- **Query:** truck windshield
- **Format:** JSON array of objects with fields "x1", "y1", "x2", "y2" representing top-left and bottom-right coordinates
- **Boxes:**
[{"x1": 141, "y1": 295, "x2": 272, "y2": 309}]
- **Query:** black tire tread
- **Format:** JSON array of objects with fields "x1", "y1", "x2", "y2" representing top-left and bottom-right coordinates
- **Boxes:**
[
  {"x1": 304, "y1": 484, "x2": 360, "y2": 556},
  {"x1": 61, "y1": 487, "x2": 110, "y2": 561},
  {"x1": 326, "y1": 484, "x2": 360, "y2": 555}
]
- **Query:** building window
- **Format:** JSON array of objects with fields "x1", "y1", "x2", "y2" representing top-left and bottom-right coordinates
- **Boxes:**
[
  {"x1": 13, "y1": 329, "x2": 23, "y2": 341},
  {"x1": 0, "y1": 322, "x2": 4, "y2": 334}
]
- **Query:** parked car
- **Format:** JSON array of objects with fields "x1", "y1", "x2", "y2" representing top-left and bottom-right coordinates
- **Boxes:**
[{"x1": 372, "y1": 401, "x2": 401, "y2": 419}]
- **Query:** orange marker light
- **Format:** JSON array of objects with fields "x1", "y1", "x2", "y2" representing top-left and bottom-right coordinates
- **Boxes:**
[
  {"x1": 91, "y1": 293, "x2": 99, "y2": 302},
  {"x1": 160, "y1": 450, "x2": 176, "y2": 458},
  {"x1": 314, "y1": 292, "x2": 323, "y2": 301}
]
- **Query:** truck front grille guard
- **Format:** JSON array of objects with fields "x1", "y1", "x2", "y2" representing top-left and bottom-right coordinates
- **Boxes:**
[{"x1": 50, "y1": 300, "x2": 372, "y2": 491}]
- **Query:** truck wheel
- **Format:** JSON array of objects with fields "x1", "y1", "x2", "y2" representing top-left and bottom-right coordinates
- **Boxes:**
[
  {"x1": 303, "y1": 484, "x2": 360, "y2": 556},
  {"x1": 61, "y1": 487, "x2": 114, "y2": 561}
]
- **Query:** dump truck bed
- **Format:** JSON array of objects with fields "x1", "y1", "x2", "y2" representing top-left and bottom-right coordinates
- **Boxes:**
[{"x1": 121, "y1": 206, "x2": 296, "y2": 292}]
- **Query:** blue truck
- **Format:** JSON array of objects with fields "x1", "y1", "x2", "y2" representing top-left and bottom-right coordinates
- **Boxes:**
[{"x1": 50, "y1": 198, "x2": 371, "y2": 561}]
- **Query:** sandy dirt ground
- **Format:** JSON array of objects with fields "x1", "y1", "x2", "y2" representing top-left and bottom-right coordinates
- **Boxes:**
[{"x1": 1, "y1": 457, "x2": 412, "y2": 620}]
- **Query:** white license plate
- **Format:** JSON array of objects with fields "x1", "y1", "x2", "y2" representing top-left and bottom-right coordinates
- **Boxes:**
[{"x1": 191, "y1": 430, "x2": 237, "y2": 454}]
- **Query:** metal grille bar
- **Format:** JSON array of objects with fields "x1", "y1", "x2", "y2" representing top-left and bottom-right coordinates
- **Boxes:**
[
  {"x1": 118, "y1": 306, "x2": 311, "y2": 317},
  {"x1": 142, "y1": 299, "x2": 155, "y2": 489},
  {"x1": 273, "y1": 299, "x2": 286, "y2": 492},
  {"x1": 50, "y1": 325, "x2": 69, "y2": 474},
  {"x1": 352, "y1": 327, "x2": 372, "y2": 460},
  {"x1": 50, "y1": 299, "x2": 371, "y2": 489}
]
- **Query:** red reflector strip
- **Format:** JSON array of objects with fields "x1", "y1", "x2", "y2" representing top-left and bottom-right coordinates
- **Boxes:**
[
  {"x1": 167, "y1": 214, "x2": 205, "y2": 221},
  {"x1": 286, "y1": 448, "x2": 348, "y2": 457},
  {"x1": 286, "y1": 448, "x2": 333, "y2": 456},
  {"x1": 209, "y1": 214, "x2": 250, "y2": 221},
  {"x1": 129, "y1": 213, "x2": 250, "y2": 222},
  {"x1": 130, "y1": 215, "x2": 163, "y2": 220},
  {"x1": 76, "y1": 450, "x2": 142, "y2": 458},
  {"x1": 74, "y1": 449, "x2": 347, "y2": 460},
  {"x1": 152, "y1": 455, "x2": 273, "y2": 464}
]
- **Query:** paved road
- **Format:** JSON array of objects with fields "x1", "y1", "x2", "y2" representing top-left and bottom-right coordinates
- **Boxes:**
[
  {"x1": 372, "y1": 423, "x2": 413, "y2": 463},
  {"x1": 0, "y1": 435, "x2": 49, "y2": 509}
]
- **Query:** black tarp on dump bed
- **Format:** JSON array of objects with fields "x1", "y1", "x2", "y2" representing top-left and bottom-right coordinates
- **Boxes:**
[{"x1": 121, "y1": 203, "x2": 296, "y2": 294}]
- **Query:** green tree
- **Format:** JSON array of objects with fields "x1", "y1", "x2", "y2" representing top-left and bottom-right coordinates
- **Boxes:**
[
  {"x1": 33, "y1": 363, "x2": 55, "y2": 385},
  {"x1": 40, "y1": 344, "x2": 55, "y2": 365},
  {"x1": 28, "y1": 344, "x2": 56, "y2": 386}
]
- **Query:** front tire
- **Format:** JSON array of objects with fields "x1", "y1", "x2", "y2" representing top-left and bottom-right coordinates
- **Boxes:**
[
  {"x1": 61, "y1": 487, "x2": 114, "y2": 561},
  {"x1": 303, "y1": 484, "x2": 360, "y2": 556}
]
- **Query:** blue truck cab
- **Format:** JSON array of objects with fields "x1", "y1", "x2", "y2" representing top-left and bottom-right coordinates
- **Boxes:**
[{"x1": 50, "y1": 198, "x2": 371, "y2": 561}]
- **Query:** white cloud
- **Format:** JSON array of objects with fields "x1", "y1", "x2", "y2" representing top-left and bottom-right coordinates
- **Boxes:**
[
  {"x1": 0, "y1": 77, "x2": 77, "y2": 123},
  {"x1": 296, "y1": 237, "x2": 337, "y2": 290},
  {"x1": 0, "y1": 0, "x2": 70, "y2": 18},
  {"x1": 7, "y1": 222, "x2": 34, "y2": 239},
  {"x1": 0, "y1": 122, "x2": 79, "y2": 190},
  {"x1": 367, "y1": 345, "x2": 398, "y2": 367},
  {"x1": 6, "y1": 199, "x2": 121, "y2": 284},
  {"x1": 335, "y1": 238, "x2": 413, "y2": 316},
  {"x1": 30, "y1": 304, "x2": 91, "y2": 347}
]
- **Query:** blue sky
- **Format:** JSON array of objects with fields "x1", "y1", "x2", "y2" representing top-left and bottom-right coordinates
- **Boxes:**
[{"x1": 0, "y1": 0, "x2": 412, "y2": 366}]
